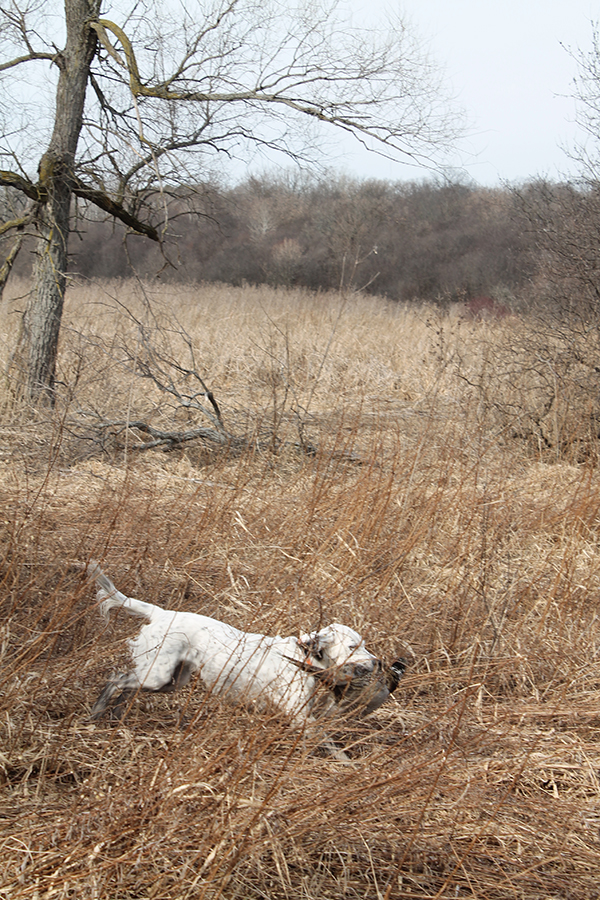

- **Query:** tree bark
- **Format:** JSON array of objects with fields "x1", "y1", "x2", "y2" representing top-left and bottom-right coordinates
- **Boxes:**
[{"x1": 17, "y1": 0, "x2": 99, "y2": 403}]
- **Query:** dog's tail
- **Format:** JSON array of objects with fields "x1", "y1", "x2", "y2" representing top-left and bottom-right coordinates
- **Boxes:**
[{"x1": 87, "y1": 561, "x2": 157, "y2": 621}]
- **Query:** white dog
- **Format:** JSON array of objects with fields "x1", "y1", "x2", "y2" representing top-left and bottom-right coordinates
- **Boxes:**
[{"x1": 88, "y1": 562, "x2": 395, "y2": 758}]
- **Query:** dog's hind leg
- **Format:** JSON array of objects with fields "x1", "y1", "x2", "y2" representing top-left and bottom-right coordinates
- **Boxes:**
[
  {"x1": 90, "y1": 672, "x2": 140, "y2": 720},
  {"x1": 90, "y1": 661, "x2": 196, "y2": 720},
  {"x1": 156, "y1": 660, "x2": 195, "y2": 693}
]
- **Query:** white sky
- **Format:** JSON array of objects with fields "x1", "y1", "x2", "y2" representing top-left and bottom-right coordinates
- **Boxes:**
[
  {"x1": 334, "y1": 0, "x2": 600, "y2": 185},
  {"x1": 5, "y1": 1, "x2": 596, "y2": 188}
]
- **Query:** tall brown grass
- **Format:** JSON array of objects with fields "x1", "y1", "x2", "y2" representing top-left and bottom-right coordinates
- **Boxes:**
[{"x1": 1, "y1": 279, "x2": 599, "y2": 898}]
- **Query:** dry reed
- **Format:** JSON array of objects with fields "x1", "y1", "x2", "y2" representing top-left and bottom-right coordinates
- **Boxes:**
[{"x1": 0, "y1": 279, "x2": 599, "y2": 898}]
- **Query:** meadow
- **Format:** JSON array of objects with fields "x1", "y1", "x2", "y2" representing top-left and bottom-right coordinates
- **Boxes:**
[{"x1": 1, "y1": 278, "x2": 599, "y2": 899}]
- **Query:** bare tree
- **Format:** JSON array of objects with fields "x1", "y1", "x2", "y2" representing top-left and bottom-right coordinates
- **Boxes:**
[
  {"x1": 0, "y1": 0, "x2": 459, "y2": 404},
  {"x1": 503, "y1": 29, "x2": 600, "y2": 457}
]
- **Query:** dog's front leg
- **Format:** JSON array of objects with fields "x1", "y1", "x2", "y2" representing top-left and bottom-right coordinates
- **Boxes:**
[
  {"x1": 302, "y1": 716, "x2": 351, "y2": 762},
  {"x1": 320, "y1": 738, "x2": 351, "y2": 762}
]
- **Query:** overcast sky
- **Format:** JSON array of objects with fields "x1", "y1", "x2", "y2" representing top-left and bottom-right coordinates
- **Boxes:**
[{"x1": 334, "y1": 0, "x2": 599, "y2": 185}]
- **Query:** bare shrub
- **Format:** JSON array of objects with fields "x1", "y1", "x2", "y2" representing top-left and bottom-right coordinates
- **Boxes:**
[{"x1": 461, "y1": 181, "x2": 600, "y2": 462}]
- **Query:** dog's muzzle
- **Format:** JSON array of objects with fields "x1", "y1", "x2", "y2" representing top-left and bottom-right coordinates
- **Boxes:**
[
  {"x1": 284, "y1": 653, "x2": 403, "y2": 716},
  {"x1": 332, "y1": 658, "x2": 400, "y2": 715},
  {"x1": 335, "y1": 657, "x2": 382, "y2": 685}
]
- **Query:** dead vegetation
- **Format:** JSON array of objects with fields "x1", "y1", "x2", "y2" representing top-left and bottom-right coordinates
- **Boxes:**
[{"x1": 1, "y1": 280, "x2": 600, "y2": 898}]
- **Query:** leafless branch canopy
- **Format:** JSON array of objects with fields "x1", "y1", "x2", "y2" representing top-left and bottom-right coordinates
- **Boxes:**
[{"x1": 0, "y1": 0, "x2": 461, "y2": 238}]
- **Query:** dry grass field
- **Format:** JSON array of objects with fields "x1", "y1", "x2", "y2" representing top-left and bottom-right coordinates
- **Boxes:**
[{"x1": 1, "y1": 279, "x2": 600, "y2": 898}]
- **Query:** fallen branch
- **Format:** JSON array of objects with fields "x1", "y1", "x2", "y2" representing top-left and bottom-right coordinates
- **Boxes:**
[{"x1": 99, "y1": 420, "x2": 245, "y2": 452}]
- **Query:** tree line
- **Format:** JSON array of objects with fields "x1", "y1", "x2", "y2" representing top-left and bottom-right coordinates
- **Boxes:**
[{"x1": 8, "y1": 173, "x2": 539, "y2": 305}]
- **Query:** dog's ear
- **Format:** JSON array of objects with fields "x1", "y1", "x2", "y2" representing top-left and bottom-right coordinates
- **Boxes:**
[{"x1": 297, "y1": 632, "x2": 325, "y2": 662}]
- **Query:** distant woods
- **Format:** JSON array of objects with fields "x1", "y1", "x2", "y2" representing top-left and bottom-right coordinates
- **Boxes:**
[
  {"x1": 2, "y1": 173, "x2": 588, "y2": 306},
  {"x1": 0, "y1": 175, "x2": 520, "y2": 302}
]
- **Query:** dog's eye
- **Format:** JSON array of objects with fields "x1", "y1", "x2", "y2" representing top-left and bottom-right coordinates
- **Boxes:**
[{"x1": 312, "y1": 648, "x2": 324, "y2": 661}]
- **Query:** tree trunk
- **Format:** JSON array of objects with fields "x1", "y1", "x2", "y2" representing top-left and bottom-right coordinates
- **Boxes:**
[{"x1": 17, "y1": 0, "x2": 99, "y2": 403}]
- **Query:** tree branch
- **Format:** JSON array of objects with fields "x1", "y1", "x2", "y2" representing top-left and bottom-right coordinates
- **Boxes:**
[
  {"x1": 70, "y1": 176, "x2": 160, "y2": 241},
  {"x1": 88, "y1": 16, "x2": 456, "y2": 162},
  {"x1": 112, "y1": 420, "x2": 239, "y2": 451},
  {"x1": 0, "y1": 170, "x2": 45, "y2": 202},
  {"x1": 0, "y1": 214, "x2": 29, "y2": 236},
  {"x1": 0, "y1": 51, "x2": 56, "y2": 72},
  {"x1": 0, "y1": 233, "x2": 24, "y2": 298},
  {"x1": 0, "y1": 169, "x2": 160, "y2": 241}
]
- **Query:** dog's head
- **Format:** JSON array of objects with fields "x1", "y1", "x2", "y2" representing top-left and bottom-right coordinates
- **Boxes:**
[
  {"x1": 298, "y1": 623, "x2": 381, "y2": 683},
  {"x1": 295, "y1": 625, "x2": 405, "y2": 715}
]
